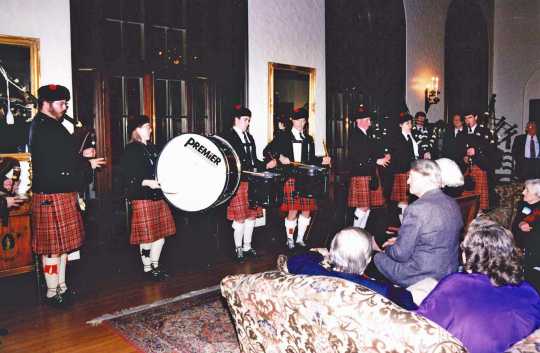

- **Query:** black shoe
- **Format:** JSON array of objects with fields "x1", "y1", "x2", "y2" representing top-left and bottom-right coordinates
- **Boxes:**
[
  {"x1": 235, "y1": 248, "x2": 245, "y2": 263},
  {"x1": 243, "y1": 248, "x2": 257, "y2": 258},
  {"x1": 45, "y1": 293, "x2": 67, "y2": 308},
  {"x1": 147, "y1": 266, "x2": 169, "y2": 281},
  {"x1": 59, "y1": 288, "x2": 77, "y2": 304}
]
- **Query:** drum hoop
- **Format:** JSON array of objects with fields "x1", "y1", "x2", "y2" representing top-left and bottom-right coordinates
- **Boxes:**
[
  {"x1": 208, "y1": 134, "x2": 242, "y2": 208},
  {"x1": 156, "y1": 133, "x2": 241, "y2": 212}
]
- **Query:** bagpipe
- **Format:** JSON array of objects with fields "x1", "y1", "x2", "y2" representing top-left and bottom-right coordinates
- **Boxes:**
[{"x1": 61, "y1": 113, "x2": 97, "y2": 154}]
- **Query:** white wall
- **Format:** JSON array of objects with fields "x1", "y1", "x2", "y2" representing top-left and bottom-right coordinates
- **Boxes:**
[
  {"x1": 248, "y1": 0, "x2": 326, "y2": 155},
  {"x1": 404, "y1": 0, "x2": 452, "y2": 121},
  {"x1": 0, "y1": 0, "x2": 73, "y2": 115},
  {"x1": 493, "y1": 0, "x2": 540, "y2": 132}
]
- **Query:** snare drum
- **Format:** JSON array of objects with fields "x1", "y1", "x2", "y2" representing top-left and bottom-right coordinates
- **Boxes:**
[
  {"x1": 156, "y1": 133, "x2": 241, "y2": 212},
  {"x1": 245, "y1": 170, "x2": 284, "y2": 208},
  {"x1": 290, "y1": 164, "x2": 329, "y2": 199}
]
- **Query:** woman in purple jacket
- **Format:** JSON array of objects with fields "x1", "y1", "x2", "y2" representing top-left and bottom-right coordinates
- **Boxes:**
[{"x1": 417, "y1": 219, "x2": 540, "y2": 353}]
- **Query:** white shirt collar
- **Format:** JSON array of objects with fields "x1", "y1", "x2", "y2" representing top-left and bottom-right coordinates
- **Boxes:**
[
  {"x1": 291, "y1": 128, "x2": 303, "y2": 139},
  {"x1": 359, "y1": 127, "x2": 368, "y2": 135},
  {"x1": 233, "y1": 126, "x2": 246, "y2": 141}
]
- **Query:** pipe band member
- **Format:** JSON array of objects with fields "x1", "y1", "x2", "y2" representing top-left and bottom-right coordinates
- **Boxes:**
[
  {"x1": 348, "y1": 105, "x2": 387, "y2": 229},
  {"x1": 120, "y1": 115, "x2": 176, "y2": 281},
  {"x1": 461, "y1": 111, "x2": 497, "y2": 210},
  {"x1": 269, "y1": 107, "x2": 331, "y2": 249},
  {"x1": 30, "y1": 84, "x2": 106, "y2": 307},
  {"x1": 390, "y1": 112, "x2": 418, "y2": 222},
  {"x1": 223, "y1": 105, "x2": 277, "y2": 262}
]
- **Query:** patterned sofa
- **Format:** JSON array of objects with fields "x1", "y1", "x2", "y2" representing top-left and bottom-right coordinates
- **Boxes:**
[
  {"x1": 221, "y1": 254, "x2": 540, "y2": 353},
  {"x1": 482, "y1": 181, "x2": 524, "y2": 228}
]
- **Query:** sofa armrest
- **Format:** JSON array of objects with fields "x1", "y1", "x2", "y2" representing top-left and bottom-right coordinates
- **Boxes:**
[{"x1": 505, "y1": 327, "x2": 540, "y2": 352}]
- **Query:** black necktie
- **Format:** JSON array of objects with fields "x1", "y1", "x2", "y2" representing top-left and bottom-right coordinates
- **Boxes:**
[
  {"x1": 468, "y1": 127, "x2": 474, "y2": 135},
  {"x1": 531, "y1": 137, "x2": 536, "y2": 159},
  {"x1": 300, "y1": 132, "x2": 305, "y2": 140},
  {"x1": 407, "y1": 134, "x2": 414, "y2": 156},
  {"x1": 243, "y1": 132, "x2": 253, "y2": 166}
]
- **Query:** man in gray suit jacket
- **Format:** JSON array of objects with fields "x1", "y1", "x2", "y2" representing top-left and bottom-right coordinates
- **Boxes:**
[{"x1": 374, "y1": 160, "x2": 463, "y2": 287}]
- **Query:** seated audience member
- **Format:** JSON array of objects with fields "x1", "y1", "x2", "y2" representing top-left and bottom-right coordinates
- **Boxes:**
[
  {"x1": 435, "y1": 158, "x2": 464, "y2": 197},
  {"x1": 373, "y1": 160, "x2": 463, "y2": 287},
  {"x1": 512, "y1": 179, "x2": 540, "y2": 290},
  {"x1": 417, "y1": 219, "x2": 540, "y2": 353},
  {"x1": 287, "y1": 227, "x2": 417, "y2": 309}
]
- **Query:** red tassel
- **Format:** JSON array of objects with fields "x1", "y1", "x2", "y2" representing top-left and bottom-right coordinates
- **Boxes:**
[{"x1": 44, "y1": 264, "x2": 58, "y2": 275}]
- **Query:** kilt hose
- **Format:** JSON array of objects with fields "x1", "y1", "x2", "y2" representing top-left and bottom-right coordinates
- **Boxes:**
[
  {"x1": 348, "y1": 175, "x2": 385, "y2": 208},
  {"x1": 227, "y1": 181, "x2": 263, "y2": 221},
  {"x1": 463, "y1": 165, "x2": 489, "y2": 210},
  {"x1": 391, "y1": 172, "x2": 409, "y2": 203},
  {"x1": 280, "y1": 178, "x2": 317, "y2": 212},
  {"x1": 130, "y1": 199, "x2": 176, "y2": 245},
  {"x1": 32, "y1": 192, "x2": 84, "y2": 255}
]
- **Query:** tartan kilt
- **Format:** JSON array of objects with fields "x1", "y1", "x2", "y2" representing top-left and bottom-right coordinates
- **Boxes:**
[
  {"x1": 31, "y1": 192, "x2": 84, "y2": 255},
  {"x1": 391, "y1": 172, "x2": 409, "y2": 203},
  {"x1": 348, "y1": 176, "x2": 385, "y2": 208},
  {"x1": 130, "y1": 199, "x2": 176, "y2": 245},
  {"x1": 226, "y1": 181, "x2": 263, "y2": 221},
  {"x1": 280, "y1": 178, "x2": 317, "y2": 212},
  {"x1": 463, "y1": 165, "x2": 489, "y2": 209}
]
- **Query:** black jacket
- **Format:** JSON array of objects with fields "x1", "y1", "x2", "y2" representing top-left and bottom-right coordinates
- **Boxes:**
[
  {"x1": 29, "y1": 112, "x2": 92, "y2": 193},
  {"x1": 512, "y1": 134, "x2": 540, "y2": 179},
  {"x1": 120, "y1": 142, "x2": 164, "y2": 201},
  {"x1": 511, "y1": 200, "x2": 540, "y2": 266},
  {"x1": 460, "y1": 124, "x2": 497, "y2": 171},
  {"x1": 389, "y1": 132, "x2": 416, "y2": 174},
  {"x1": 221, "y1": 129, "x2": 265, "y2": 172},
  {"x1": 442, "y1": 127, "x2": 466, "y2": 164},
  {"x1": 348, "y1": 128, "x2": 384, "y2": 176},
  {"x1": 269, "y1": 129, "x2": 322, "y2": 165}
]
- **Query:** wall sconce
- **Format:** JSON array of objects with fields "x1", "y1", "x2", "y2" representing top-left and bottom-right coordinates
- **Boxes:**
[{"x1": 424, "y1": 76, "x2": 440, "y2": 112}]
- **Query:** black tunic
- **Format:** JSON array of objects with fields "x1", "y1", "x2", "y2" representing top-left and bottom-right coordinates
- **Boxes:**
[
  {"x1": 29, "y1": 112, "x2": 92, "y2": 193},
  {"x1": 120, "y1": 141, "x2": 164, "y2": 201},
  {"x1": 348, "y1": 128, "x2": 383, "y2": 177},
  {"x1": 441, "y1": 127, "x2": 466, "y2": 164},
  {"x1": 459, "y1": 125, "x2": 497, "y2": 171},
  {"x1": 269, "y1": 130, "x2": 322, "y2": 166},
  {"x1": 221, "y1": 128, "x2": 265, "y2": 173},
  {"x1": 389, "y1": 132, "x2": 416, "y2": 174}
]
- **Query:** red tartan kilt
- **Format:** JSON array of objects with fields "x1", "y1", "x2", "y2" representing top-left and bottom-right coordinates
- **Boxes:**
[
  {"x1": 348, "y1": 176, "x2": 385, "y2": 208},
  {"x1": 280, "y1": 178, "x2": 317, "y2": 212},
  {"x1": 391, "y1": 172, "x2": 409, "y2": 203},
  {"x1": 463, "y1": 165, "x2": 489, "y2": 209},
  {"x1": 227, "y1": 182, "x2": 263, "y2": 220},
  {"x1": 130, "y1": 199, "x2": 176, "y2": 245},
  {"x1": 31, "y1": 192, "x2": 84, "y2": 255}
]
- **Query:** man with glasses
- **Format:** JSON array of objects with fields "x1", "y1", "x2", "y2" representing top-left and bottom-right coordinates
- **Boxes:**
[{"x1": 29, "y1": 84, "x2": 105, "y2": 307}]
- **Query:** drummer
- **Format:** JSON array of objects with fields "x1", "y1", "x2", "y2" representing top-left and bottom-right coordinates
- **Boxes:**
[
  {"x1": 120, "y1": 115, "x2": 176, "y2": 280},
  {"x1": 223, "y1": 105, "x2": 277, "y2": 262},
  {"x1": 269, "y1": 107, "x2": 331, "y2": 249}
]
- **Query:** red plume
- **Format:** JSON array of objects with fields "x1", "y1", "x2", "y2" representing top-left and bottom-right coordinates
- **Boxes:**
[
  {"x1": 234, "y1": 104, "x2": 241, "y2": 110},
  {"x1": 48, "y1": 84, "x2": 58, "y2": 91}
]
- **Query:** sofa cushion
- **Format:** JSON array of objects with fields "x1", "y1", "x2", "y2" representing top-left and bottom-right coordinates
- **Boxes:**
[{"x1": 221, "y1": 271, "x2": 467, "y2": 353}]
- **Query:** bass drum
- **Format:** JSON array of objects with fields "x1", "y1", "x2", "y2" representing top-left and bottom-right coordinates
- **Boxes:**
[{"x1": 156, "y1": 133, "x2": 241, "y2": 212}]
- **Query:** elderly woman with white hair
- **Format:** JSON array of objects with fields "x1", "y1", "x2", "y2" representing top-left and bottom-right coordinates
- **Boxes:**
[
  {"x1": 511, "y1": 179, "x2": 540, "y2": 290},
  {"x1": 287, "y1": 227, "x2": 417, "y2": 309},
  {"x1": 435, "y1": 158, "x2": 465, "y2": 197}
]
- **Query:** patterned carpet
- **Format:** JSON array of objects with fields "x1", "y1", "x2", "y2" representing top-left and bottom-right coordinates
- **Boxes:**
[{"x1": 106, "y1": 289, "x2": 240, "y2": 353}]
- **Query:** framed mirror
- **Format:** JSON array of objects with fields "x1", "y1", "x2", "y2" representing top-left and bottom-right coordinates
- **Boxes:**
[
  {"x1": 0, "y1": 34, "x2": 40, "y2": 153},
  {"x1": 268, "y1": 62, "x2": 316, "y2": 141}
]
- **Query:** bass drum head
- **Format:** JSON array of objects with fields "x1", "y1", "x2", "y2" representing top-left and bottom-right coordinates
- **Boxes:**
[{"x1": 157, "y1": 133, "x2": 238, "y2": 212}]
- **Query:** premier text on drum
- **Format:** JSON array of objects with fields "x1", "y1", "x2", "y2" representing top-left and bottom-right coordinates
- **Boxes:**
[{"x1": 184, "y1": 137, "x2": 222, "y2": 166}]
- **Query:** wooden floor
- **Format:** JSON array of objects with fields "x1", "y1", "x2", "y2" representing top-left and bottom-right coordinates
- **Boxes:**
[{"x1": 0, "y1": 247, "x2": 280, "y2": 353}]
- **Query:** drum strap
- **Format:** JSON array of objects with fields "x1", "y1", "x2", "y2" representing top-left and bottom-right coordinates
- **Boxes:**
[{"x1": 243, "y1": 132, "x2": 254, "y2": 167}]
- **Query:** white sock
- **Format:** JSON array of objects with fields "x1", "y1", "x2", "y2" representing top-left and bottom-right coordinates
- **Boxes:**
[
  {"x1": 232, "y1": 221, "x2": 245, "y2": 248},
  {"x1": 58, "y1": 254, "x2": 68, "y2": 294},
  {"x1": 140, "y1": 243, "x2": 152, "y2": 272},
  {"x1": 285, "y1": 218, "x2": 297, "y2": 241},
  {"x1": 150, "y1": 238, "x2": 165, "y2": 269},
  {"x1": 353, "y1": 208, "x2": 366, "y2": 228},
  {"x1": 243, "y1": 219, "x2": 255, "y2": 251},
  {"x1": 43, "y1": 255, "x2": 60, "y2": 298},
  {"x1": 297, "y1": 215, "x2": 311, "y2": 243},
  {"x1": 398, "y1": 203, "x2": 408, "y2": 224},
  {"x1": 360, "y1": 209, "x2": 371, "y2": 228}
]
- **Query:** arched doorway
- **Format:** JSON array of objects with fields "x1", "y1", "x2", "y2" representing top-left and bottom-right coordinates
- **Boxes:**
[{"x1": 444, "y1": 0, "x2": 489, "y2": 119}]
